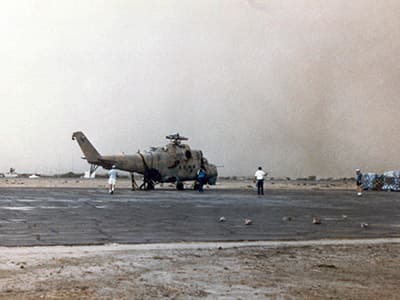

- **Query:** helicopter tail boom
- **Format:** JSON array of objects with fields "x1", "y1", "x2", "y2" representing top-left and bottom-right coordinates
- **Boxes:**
[{"x1": 72, "y1": 131, "x2": 102, "y2": 164}]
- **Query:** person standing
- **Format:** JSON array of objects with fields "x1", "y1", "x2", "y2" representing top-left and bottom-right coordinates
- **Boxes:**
[
  {"x1": 355, "y1": 169, "x2": 363, "y2": 196},
  {"x1": 108, "y1": 165, "x2": 118, "y2": 194},
  {"x1": 197, "y1": 168, "x2": 206, "y2": 193},
  {"x1": 254, "y1": 166, "x2": 267, "y2": 195}
]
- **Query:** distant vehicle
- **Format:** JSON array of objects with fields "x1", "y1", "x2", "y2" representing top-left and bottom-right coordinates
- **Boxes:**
[{"x1": 72, "y1": 131, "x2": 218, "y2": 190}]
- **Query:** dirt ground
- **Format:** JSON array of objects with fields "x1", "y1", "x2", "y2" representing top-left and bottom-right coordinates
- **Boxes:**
[{"x1": 0, "y1": 240, "x2": 399, "y2": 299}]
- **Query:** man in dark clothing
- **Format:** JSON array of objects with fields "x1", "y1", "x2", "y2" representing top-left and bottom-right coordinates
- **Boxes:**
[{"x1": 356, "y1": 169, "x2": 363, "y2": 196}]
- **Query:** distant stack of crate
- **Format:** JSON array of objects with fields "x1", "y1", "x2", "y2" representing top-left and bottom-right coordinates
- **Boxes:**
[
  {"x1": 382, "y1": 171, "x2": 400, "y2": 191},
  {"x1": 362, "y1": 173, "x2": 384, "y2": 191}
]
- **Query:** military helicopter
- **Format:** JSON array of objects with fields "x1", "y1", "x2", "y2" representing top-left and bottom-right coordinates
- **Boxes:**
[{"x1": 72, "y1": 131, "x2": 218, "y2": 190}]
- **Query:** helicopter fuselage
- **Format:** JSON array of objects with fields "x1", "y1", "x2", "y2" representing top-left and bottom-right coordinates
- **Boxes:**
[{"x1": 72, "y1": 131, "x2": 218, "y2": 189}]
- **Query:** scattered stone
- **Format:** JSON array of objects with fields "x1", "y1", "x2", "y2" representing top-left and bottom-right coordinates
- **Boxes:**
[
  {"x1": 317, "y1": 264, "x2": 337, "y2": 269},
  {"x1": 312, "y1": 217, "x2": 321, "y2": 224},
  {"x1": 219, "y1": 216, "x2": 226, "y2": 222},
  {"x1": 361, "y1": 223, "x2": 369, "y2": 229},
  {"x1": 245, "y1": 218, "x2": 253, "y2": 225},
  {"x1": 342, "y1": 215, "x2": 347, "y2": 220},
  {"x1": 282, "y1": 216, "x2": 292, "y2": 221}
]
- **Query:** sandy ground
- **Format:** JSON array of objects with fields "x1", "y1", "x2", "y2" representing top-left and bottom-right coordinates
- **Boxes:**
[{"x1": 0, "y1": 239, "x2": 399, "y2": 299}]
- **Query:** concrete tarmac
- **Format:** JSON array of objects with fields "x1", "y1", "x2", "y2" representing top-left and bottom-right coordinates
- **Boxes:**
[{"x1": 0, "y1": 188, "x2": 399, "y2": 246}]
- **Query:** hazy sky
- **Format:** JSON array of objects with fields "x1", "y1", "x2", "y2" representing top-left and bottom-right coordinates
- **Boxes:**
[{"x1": 1, "y1": 0, "x2": 400, "y2": 177}]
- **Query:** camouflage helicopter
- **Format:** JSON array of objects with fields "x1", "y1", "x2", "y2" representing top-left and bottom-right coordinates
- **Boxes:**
[{"x1": 72, "y1": 131, "x2": 218, "y2": 190}]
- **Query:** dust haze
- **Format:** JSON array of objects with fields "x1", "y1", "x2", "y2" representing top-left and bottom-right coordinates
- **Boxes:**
[{"x1": 1, "y1": 0, "x2": 399, "y2": 178}]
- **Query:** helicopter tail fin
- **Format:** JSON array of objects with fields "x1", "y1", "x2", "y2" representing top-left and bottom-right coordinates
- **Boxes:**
[{"x1": 72, "y1": 131, "x2": 101, "y2": 163}]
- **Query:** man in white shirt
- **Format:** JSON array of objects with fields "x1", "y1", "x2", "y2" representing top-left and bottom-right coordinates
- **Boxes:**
[
  {"x1": 254, "y1": 166, "x2": 267, "y2": 195},
  {"x1": 108, "y1": 165, "x2": 118, "y2": 194}
]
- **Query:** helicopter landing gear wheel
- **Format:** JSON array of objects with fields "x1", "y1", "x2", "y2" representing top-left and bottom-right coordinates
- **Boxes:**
[
  {"x1": 193, "y1": 181, "x2": 200, "y2": 190},
  {"x1": 139, "y1": 168, "x2": 160, "y2": 190},
  {"x1": 140, "y1": 177, "x2": 155, "y2": 190},
  {"x1": 146, "y1": 181, "x2": 155, "y2": 190},
  {"x1": 176, "y1": 182, "x2": 184, "y2": 190}
]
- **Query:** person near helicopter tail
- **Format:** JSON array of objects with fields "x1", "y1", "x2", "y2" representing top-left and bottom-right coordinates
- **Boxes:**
[{"x1": 108, "y1": 165, "x2": 118, "y2": 194}]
